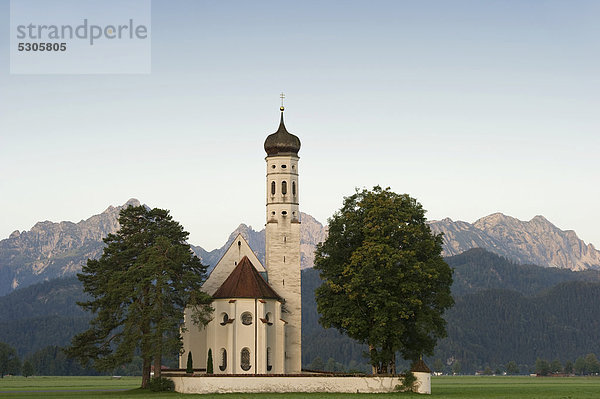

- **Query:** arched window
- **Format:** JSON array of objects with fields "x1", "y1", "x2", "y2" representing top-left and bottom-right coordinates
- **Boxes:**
[
  {"x1": 241, "y1": 312, "x2": 253, "y2": 325},
  {"x1": 271, "y1": 181, "x2": 276, "y2": 195},
  {"x1": 281, "y1": 181, "x2": 287, "y2": 195},
  {"x1": 241, "y1": 348, "x2": 251, "y2": 371},
  {"x1": 219, "y1": 348, "x2": 227, "y2": 371},
  {"x1": 220, "y1": 312, "x2": 229, "y2": 326},
  {"x1": 267, "y1": 347, "x2": 272, "y2": 371},
  {"x1": 292, "y1": 181, "x2": 296, "y2": 196},
  {"x1": 266, "y1": 312, "x2": 273, "y2": 325}
]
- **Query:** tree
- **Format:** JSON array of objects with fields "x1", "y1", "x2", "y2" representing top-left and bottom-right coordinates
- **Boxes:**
[
  {"x1": 451, "y1": 361, "x2": 462, "y2": 375},
  {"x1": 308, "y1": 356, "x2": 325, "y2": 371},
  {"x1": 585, "y1": 353, "x2": 600, "y2": 375},
  {"x1": 0, "y1": 342, "x2": 20, "y2": 377},
  {"x1": 65, "y1": 205, "x2": 212, "y2": 388},
  {"x1": 186, "y1": 352, "x2": 193, "y2": 374},
  {"x1": 564, "y1": 360, "x2": 574, "y2": 374},
  {"x1": 207, "y1": 349, "x2": 213, "y2": 374},
  {"x1": 574, "y1": 357, "x2": 586, "y2": 375},
  {"x1": 506, "y1": 361, "x2": 519, "y2": 375},
  {"x1": 550, "y1": 358, "x2": 562, "y2": 374},
  {"x1": 433, "y1": 358, "x2": 445, "y2": 374},
  {"x1": 22, "y1": 360, "x2": 34, "y2": 378},
  {"x1": 314, "y1": 187, "x2": 454, "y2": 374},
  {"x1": 535, "y1": 358, "x2": 550, "y2": 376}
]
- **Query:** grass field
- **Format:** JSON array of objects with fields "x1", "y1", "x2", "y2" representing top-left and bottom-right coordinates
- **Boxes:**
[{"x1": 1, "y1": 375, "x2": 599, "y2": 398}]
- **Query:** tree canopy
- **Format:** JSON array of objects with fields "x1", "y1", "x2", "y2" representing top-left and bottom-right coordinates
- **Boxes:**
[
  {"x1": 314, "y1": 186, "x2": 453, "y2": 374},
  {"x1": 0, "y1": 342, "x2": 20, "y2": 377},
  {"x1": 65, "y1": 205, "x2": 212, "y2": 388}
]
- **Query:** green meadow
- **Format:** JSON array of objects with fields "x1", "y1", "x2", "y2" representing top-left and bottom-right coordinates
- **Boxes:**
[{"x1": 1, "y1": 375, "x2": 599, "y2": 398}]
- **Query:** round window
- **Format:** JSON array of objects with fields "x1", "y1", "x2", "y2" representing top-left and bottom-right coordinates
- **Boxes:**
[{"x1": 241, "y1": 312, "x2": 253, "y2": 325}]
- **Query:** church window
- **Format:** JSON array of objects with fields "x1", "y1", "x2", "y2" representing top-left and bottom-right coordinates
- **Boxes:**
[
  {"x1": 281, "y1": 211, "x2": 287, "y2": 216},
  {"x1": 292, "y1": 181, "x2": 296, "y2": 196},
  {"x1": 266, "y1": 312, "x2": 273, "y2": 325},
  {"x1": 219, "y1": 348, "x2": 227, "y2": 371},
  {"x1": 271, "y1": 181, "x2": 276, "y2": 195},
  {"x1": 281, "y1": 164, "x2": 287, "y2": 169},
  {"x1": 241, "y1": 312, "x2": 253, "y2": 325},
  {"x1": 241, "y1": 348, "x2": 251, "y2": 371},
  {"x1": 281, "y1": 181, "x2": 287, "y2": 195},
  {"x1": 220, "y1": 313, "x2": 229, "y2": 325},
  {"x1": 272, "y1": 164, "x2": 276, "y2": 169},
  {"x1": 267, "y1": 347, "x2": 272, "y2": 371}
]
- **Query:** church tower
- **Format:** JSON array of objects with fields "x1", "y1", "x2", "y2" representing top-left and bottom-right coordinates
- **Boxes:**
[{"x1": 263, "y1": 100, "x2": 301, "y2": 373}]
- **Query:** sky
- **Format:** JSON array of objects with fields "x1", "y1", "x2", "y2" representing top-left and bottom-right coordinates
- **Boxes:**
[{"x1": 0, "y1": 0, "x2": 599, "y2": 250}]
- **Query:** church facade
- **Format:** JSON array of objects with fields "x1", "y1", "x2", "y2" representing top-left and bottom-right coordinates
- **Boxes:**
[{"x1": 180, "y1": 105, "x2": 302, "y2": 374}]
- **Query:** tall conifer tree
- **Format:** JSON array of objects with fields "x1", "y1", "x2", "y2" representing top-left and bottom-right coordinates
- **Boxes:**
[{"x1": 65, "y1": 205, "x2": 212, "y2": 388}]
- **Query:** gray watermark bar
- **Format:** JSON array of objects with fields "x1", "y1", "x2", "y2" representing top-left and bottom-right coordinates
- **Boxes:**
[{"x1": 10, "y1": 0, "x2": 151, "y2": 74}]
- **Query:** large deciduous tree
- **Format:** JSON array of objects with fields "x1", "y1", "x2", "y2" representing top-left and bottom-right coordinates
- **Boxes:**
[
  {"x1": 314, "y1": 186, "x2": 453, "y2": 374},
  {"x1": 0, "y1": 342, "x2": 20, "y2": 378},
  {"x1": 65, "y1": 205, "x2": 212, "y2": 388}
]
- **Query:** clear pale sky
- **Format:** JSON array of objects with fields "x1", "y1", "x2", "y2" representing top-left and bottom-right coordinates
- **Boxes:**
[{"x1": 1, "y1": 0, "x2": 598, "y2": 250}]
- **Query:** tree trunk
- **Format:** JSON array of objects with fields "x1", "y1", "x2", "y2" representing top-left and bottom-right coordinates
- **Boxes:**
[
  {"x1": 390, "y1": 353, "x2": 396, "y2": 375},
  {"x1": 154, "y1": 346, "x2": 162, "y2": 379},
  {"x1": 380, "y1": 362, "x2": 388, "y2": 374},
  {"x1": 141, "y1": 357, "x2": 151, "y2": 388},
  {"x1": 369, "y1": 345, "x2": 377, "y2": 374}
]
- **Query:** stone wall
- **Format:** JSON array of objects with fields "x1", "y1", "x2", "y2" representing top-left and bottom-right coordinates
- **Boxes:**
[{"x1": 170, "y1": 373, "x2": 431, "y2": 394}]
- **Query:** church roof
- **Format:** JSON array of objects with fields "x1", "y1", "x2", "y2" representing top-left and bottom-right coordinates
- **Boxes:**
[
  {"x1": 264, "y1": 109, "x2": 301, "y2": 156},
  {"x1": 212, "y1": 255, "x2": 282, "y2": 300}
]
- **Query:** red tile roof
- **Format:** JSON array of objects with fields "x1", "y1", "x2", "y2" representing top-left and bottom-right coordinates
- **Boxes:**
[{"x1": 212, "y1": 256, "x2": 281, "y2": 300}]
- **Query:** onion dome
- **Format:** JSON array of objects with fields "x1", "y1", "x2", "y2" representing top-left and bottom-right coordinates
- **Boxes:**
[{"x1": 264, "y1": 107, "x2": 301, "y2": 156}]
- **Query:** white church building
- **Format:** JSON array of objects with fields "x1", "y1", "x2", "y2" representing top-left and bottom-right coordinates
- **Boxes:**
[{"x1": 180, "y1": 104, "x2": 302, "y2": 375}]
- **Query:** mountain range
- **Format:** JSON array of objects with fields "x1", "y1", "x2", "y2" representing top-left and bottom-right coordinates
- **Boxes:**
[
  {"x1": 429, "y1": 213, "x2": 600, "y2": 271},
  {"x1": 0, "y1": 199, "x2": 598, "y2": 296}
]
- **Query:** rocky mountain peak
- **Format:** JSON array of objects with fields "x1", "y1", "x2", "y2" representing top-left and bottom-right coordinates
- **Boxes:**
[
  {"x1": 0, "y1": 199, "x2": 141, "y2": 296},
  {"x1": 431, "y1": 214, "x2": 600, "y2": 271}
]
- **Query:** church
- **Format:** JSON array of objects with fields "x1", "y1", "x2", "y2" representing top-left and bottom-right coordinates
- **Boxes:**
[{"x1": 180, "y1": 103, "x2": 302, "y2": 374}]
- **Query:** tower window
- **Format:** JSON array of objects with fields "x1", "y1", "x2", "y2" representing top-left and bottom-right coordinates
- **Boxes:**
[
  {"x1": 271, "y1": 181, "x2": 276, "y2": 195},
  {"x1": 219, "y1": 348, "x2": 227, "y2": 371},
  {"x1": 281, "y1": 181, "x2": 287, "y2": 195},
  {"x1": 281, "y1": 211, "x2": 287, "y2": 216},
  {"x1": 241, "y1": 348, "x2": 251, "y2": 371},
  {"x1": 272, "y1": 165, "x2": 276, "y2": 169},
  {"x1": 241, "y1": 312, "x2": 253, "y2": 326},
  {"x1": 292, "y1": 181, "x2": 296, "y2": 196},
  {"x1": 281, "y1": 164, "x2": 287, "y2": 169},
  {"x1": 267, "y1": 347, "x2": 272, "y2": 371}
]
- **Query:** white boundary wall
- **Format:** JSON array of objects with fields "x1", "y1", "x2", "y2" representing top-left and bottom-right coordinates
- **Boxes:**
[{"x1": 171, "y1": 373, "x2": 431, "y2": 394}]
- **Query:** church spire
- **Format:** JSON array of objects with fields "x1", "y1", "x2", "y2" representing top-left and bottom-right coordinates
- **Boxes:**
[{"x1": 264, "y1": 94, "x2": 301, "y2": 156}]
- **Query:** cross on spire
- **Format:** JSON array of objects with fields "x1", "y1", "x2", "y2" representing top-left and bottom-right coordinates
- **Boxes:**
[{"x1": 280, "y1": 92, "x2": 285, "y2": 111}]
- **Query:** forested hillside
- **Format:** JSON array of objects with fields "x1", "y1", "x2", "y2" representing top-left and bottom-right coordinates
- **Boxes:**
[
  {"x1": 3, "y1": 248, "x2": 600, "y2": 375},
  {"x1": 303, "y1": 249, "x2": 600, "y2": 373}
]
